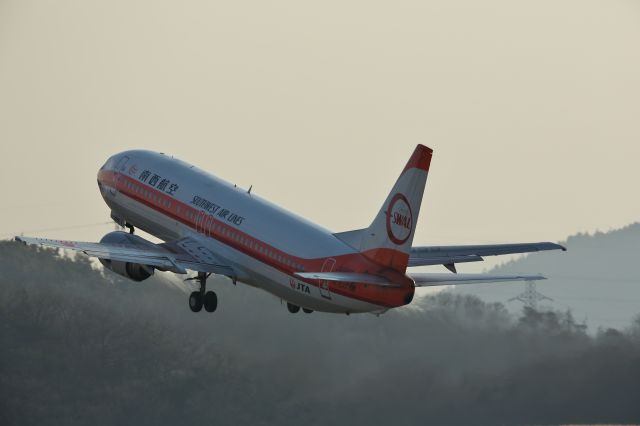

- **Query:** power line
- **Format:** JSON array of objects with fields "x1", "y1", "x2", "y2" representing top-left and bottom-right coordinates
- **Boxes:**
[
  {"x1": 0, "y1": 221, "x2": 113, "y2": 239},
  {"x1": 457, "y1": 285, "x2": 640, "y2": 305},
  {"x1": 546, "y1": 274, "x2": 639, "y2": 284}
]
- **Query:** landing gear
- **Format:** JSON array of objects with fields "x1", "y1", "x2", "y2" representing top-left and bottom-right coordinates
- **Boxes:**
[
  {"x1": 109, "y1": 213, "x2": 135, "y2": 234},
  {"x1": 287, "y1": 303, "x2": 313, "y2": 314},
  {"x1": 186, "y1": 272, "x2": 217, "y2": 313},
  {"x1": 203, "y1": 291, "x2": 218, "y2": 312},
  {"x1": 287, "y1": 302, "x2": 300, "y2": 313},
  {"x1": 189, "y1": 291, "x2": 203, "y2": 312}
]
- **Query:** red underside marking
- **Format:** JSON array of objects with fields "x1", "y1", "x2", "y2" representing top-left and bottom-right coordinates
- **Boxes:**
[{"x1": 98, "y1": 170, "x2": 414, "y2": 308}]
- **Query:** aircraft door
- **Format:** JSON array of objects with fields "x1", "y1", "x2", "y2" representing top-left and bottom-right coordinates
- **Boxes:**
[
  {"x1": 195, "y1": 211, "x2": 206, "y2": 234},
  {"x1": 204, "y1": 215, "x2": 214, "y2": 237},
  {"x1": 319, "y1": 258, "x2": 336, "y2": 300}
]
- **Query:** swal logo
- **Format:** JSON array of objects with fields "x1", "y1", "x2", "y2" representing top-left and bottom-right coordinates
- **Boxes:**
[{"x1": 386, "y1": 193, "x2": 413, "y2": 245}]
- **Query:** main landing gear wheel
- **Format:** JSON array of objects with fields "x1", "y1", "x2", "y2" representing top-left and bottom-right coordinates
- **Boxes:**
[
  {"x1": 189, "y1": 291, "x2": 203, "y2": 312},
  {"x1": 204, "y1": 291, "x2": 218, "y2": 312},
  {"x1": 186, "y1": 272, "x2": 217, "y2": 313},
  {"x1": 303, "y1": 308, "x2": 313, "y2": 314},
  {"x1": 287, "y1": 302, "x2": 300, "y2": 313}
]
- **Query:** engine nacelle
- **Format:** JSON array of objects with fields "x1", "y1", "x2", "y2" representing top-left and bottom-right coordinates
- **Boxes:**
[
  {"x1": 98, "y1": 231, "x2": 156, "y2": 282},
  {"x1": 99, "y1": 258, "x2": 153, "y2": 281}
]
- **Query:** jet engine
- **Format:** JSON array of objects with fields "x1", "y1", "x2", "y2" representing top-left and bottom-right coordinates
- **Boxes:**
[
  {"x1": 97, "y1": 231, "x2": 157, "y2": 282},
  {"x1": 99, "y1": 258, "x2": 153, "y2": 281}
]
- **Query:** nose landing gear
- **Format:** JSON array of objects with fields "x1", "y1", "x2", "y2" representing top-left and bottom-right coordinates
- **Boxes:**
[{"x1": 186, "y1": 272, "x2": 217, "y2": 313}]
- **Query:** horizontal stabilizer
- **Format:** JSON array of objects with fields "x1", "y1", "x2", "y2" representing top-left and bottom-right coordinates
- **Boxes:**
[
  {"x1": 410, "y1": 273, "x2": 546, "y2": 287},
  {"x1": 409, "y1": 242, "x2": 565, "y2": 267},
  {"x1": 408, "y1": 254, "x2": 483, "y2": 267},
  {"x1": 294, "y1": 272, "x2": 400, "y2": 287}
]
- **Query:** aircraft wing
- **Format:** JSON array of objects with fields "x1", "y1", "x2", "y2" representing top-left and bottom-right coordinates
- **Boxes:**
[
  {"x1": 409, "y1": 242, "x2": 566, "y2": 268},
  {"x1": 409, "y1": 272, "x2": 545, "y2": 287},
  {"x1": 14, "y1": 235, "x2": 235, "y2": 277}
]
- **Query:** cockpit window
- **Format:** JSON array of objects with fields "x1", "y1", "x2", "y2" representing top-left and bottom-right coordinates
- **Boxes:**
[
  {"x1": 99, "y1": 155, "x2": 130, "y2": 172},
  {"x1": 116, "y1": 156, "x2": 130, "y2": 171},
  {"x1": 99, "y1": 156, "x2": 116, "y2": 171}
]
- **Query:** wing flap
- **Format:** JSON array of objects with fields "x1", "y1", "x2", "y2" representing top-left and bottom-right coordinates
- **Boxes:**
[{"x1": 84, "y1": 252, "x2": 178, "y2": 270}]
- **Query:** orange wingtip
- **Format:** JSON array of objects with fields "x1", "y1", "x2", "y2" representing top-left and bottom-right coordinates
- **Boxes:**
[{"x1": 402, "y1": 144, "x2": 433, "y2": 175}]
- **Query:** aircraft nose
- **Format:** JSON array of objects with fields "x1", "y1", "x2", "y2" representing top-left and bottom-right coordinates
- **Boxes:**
[{"x1": 99, "y1": 155, "x2": 116, "y2": 173}]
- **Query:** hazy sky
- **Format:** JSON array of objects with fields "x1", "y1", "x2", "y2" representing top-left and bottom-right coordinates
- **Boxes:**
[{"x1": 1, "y1": 1, "x2": 639, "y2": 269}]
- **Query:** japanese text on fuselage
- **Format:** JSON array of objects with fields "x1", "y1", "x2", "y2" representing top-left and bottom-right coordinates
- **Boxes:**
[{"x1": 137, "y1": 169, "x2": 179, "y2": 196}]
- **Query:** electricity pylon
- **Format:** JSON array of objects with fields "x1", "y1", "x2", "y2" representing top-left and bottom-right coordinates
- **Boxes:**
[{"x1": 508, "y1": 279, "x2": 552, "y2": 310}]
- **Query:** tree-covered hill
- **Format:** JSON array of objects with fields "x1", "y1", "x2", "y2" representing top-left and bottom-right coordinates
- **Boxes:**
[
  {"x1": 456, "y1": 223, "x2": 640, "y2": 331},
  {"x1": 1, "y1": 241, "x2": 639, "y2": 425}
]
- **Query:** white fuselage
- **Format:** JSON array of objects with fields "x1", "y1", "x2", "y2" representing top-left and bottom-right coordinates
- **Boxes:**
[{"x1": 97, "y1": 150, "x2": 410, "y2": 314}]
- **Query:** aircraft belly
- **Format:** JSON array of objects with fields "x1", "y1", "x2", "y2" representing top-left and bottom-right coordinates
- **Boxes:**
[
  {"x1": 204, "y1": 238, "x2": 383, "y2": 314},
  {"x1": 110, "y1": 193, "x2": 183, "y2": 241}
]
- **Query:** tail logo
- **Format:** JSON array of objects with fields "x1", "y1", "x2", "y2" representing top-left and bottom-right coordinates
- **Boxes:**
[{"x1": 386, "y1": 193, "x2": 413, "y2": 245}]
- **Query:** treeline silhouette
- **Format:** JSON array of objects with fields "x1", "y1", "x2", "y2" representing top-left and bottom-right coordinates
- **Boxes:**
[{"x1": 1, "y1": 241, "x2": 639, "y2": 425}]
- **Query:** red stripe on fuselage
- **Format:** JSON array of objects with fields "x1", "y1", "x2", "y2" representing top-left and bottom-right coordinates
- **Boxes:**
[{"x1": 98, "y1": 170, "x2": 414, "y2": 308}]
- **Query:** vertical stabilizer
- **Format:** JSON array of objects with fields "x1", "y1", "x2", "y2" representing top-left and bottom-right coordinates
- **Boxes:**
[{"x1": 359, "y1": 144, "x2": 432, "y2": 272}]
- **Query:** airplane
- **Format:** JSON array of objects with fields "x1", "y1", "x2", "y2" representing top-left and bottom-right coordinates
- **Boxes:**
[{"x1": 16, "y1": 145, "x2": 565, "y2": 315}]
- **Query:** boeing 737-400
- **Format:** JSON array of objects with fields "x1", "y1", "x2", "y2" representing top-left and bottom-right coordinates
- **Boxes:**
[{"x1": 16, "y1": 145, "x2": 565, "y2": 315}]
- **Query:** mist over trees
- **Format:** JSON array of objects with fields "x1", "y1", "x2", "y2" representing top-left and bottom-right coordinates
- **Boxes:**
[{"x1": 1, "y1": 241, "x2": 639, "y2": 425}]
